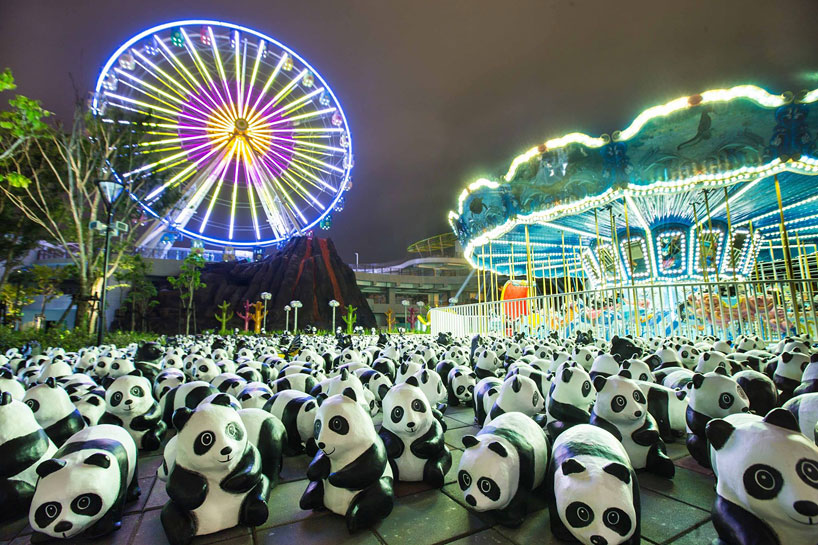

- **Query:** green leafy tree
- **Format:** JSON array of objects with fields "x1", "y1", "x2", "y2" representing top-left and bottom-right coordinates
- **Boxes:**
[
  {"x1": 1, "y1": 267, "x2": 37, "y2": 327},
  {"x1": 30, "y1": 265, "x2": 66, "y2": 328},
  {"x1": 116, "y1": 254, "x2": 157, "y2": 332},
  {"x1": 168, "y1": 250, "x2": 206, "y2": 335}
]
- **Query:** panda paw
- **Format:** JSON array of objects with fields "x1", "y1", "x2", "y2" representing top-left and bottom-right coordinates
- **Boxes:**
[{"x1": 299, "y1": 479, "x2": 325, "y2": 511}]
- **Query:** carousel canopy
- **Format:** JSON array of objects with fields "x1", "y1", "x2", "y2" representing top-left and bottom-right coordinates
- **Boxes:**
[{"x1": 449, "y1": 85, "x2": 818, "y2": 287}]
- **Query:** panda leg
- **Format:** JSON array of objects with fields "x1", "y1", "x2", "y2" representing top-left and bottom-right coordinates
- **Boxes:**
[
  {"x1": 711, "y1": 495, "x2": 781, "y2": 545},
  {"x1": 299, "y1": 479, "x2": 325, "y2": 511},
  {"x1": 0, "y1": 479, "x2": 34, "y2": 523},
  {"x1": 161, "y1": 500, "x2": 197, "y2": 545},
  {"x1": 646, "y1": 442, "x2": 675, "y2": 479},
  {"x1": 493, "y1": 495, "x2": 526, "y2": 528},
  {"x1": 126, "y1": 476, "x2": 142, "y2": 502},
  {"x1": 304, "y1": 437, "x2": 319, "y2": 457},
  {"x1": 423, "y1": 451, "x2": 452, "y2": 488},
  {"x1": 547, "y1": 491, "x2": 575, "y2": 540},
  {"x1": 141, "y1": 426, "x2": 165, "y2": 452},
  {"x1": 239, "y1": 475, "x2": 271, "y2": 527},
  {"x1": 685, "y1": 433, "x2": 712, "y2": 469},
  {"x1": 345, "y1": 476, "x2": 394, "y2": 533},
  {"x1": 85, "y1": 506, "x2": 123, "y2": 538}
]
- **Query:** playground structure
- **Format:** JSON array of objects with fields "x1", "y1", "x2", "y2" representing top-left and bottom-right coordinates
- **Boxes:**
[{"x1": 437, "y1": 85, "x2": 818, "y2": 341}]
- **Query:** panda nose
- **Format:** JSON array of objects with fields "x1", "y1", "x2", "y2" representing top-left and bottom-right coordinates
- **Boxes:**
[
  {"x1": 634, "y1": 410, "x2": 642, "y2": 418},
  {"x1": 220, "y1": 446, "x2": 232, "y2": 456},
  {"x1": 465, "y1": 494, "x2": 476, "y2": 507},
  {"x1": 590, "y1": 536, "x2": 607, "y2": 545},
  {"x1": 317, "y1": 442, "x2": 326, "y2": 450},
  {"x1": 125, "y1": 399, "x2": 132, "y2": 405},
  {"x1": 407, "y1": 422, "x2": 415, "y2": 428},
  {"x1": 794, "y1": 500, "x2": 818, "y2": 517},
  {"x1": 54, "y1": 521, "x2": 72, "y2": 532},
  {"x1": 741, "y1": 407, "x2": 749, "y2": 413}
]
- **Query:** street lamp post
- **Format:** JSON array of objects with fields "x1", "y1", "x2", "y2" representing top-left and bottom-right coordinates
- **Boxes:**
[
  {"x1": 95, "y1": 178, "x2": 127, "y2": 346},
  {"x1": 290, "y1": 300, "x2": 302, "y2": 333},
  {"x1": 284, "y1": 305, "x2": 291, "y2": 332},
  {"x1": 401, "y1": 299, "x2": 410, "y2": 329},
  {"x1": 260, "y1": 292, "x2": 272, "y2": 333},
  {"x1": 329, "y1": 299, "x2": 340, "y2": 332}
]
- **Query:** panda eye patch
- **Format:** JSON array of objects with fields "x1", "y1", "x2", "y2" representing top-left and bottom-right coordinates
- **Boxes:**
[
  {"x1": 796, "y1": 459, "x2": 818, "y2": 489},
  {"x1": 391, "y1": 407, "x2": 404, "y2": 423},
  {"x1": 632, "y1": 390, "x2": 645, "y2": 404},
  {"x1": 71, "y1": 494, "x2": 102, "y2": 516},
  {"x1": 565, "y1": 501, "x2": 594, "y2": 528},
  {"x1": 477, "y1": 477, "x2": 500, "y2": 501},
  {"x1": 411, "y1": 399, "x2": 426, "y2": 412},
  {"x1": 130, "y1": 386, "x2": 143, "y2": 397},
  {"x1": 225, "y1": 422, "x2": 243, "y2": 440},
  {"x1": 456, "y1": 386, "x2": 465, "y2": 395},
  {"x1": 744, "y1": 464, "x2": 783, "y2": 499},
  {"x1": 34, "y1": 502, "x2": 61, "y2": 528},
  {"x1": 329, "y1": 416, "x2": 349, "y2": 435},
  {"x1": 611, "y1": 395, "x2": 626, "y2": 412},
  {"x1": 581, "y1": 381, "x2": 592, "y2": 397},
  {"x1": 26, "y1": 399, "x2": 40, "y2": 412},
  {"x1": 603, "y1": 507, "x2": 632, "y2": 536},
  {"x1": 110, "y1": 392, "x2": 123, "y2": 406},
  {"x1": 458, "y1": 470, "x2": 472, "y2": 491},
  {"x1": 194, "y1": 431, "x2": 216, "y2": 455},
  {"x1": 718, "y1": 393, "x2": 734, "y2": 409}
]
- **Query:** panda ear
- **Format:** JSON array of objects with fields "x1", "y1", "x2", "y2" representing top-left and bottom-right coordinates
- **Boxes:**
[
  {"x1": 128, "y1": 369, "x2": 143, "y2": 377},
  {"x1": 84, "y1": 453, "x2": 111, "y2": 469},
  {"x1": 561, "y1": 367, "x2": 573, "y2": 383},
  {"x1": 561, "y1": 459, "x2": 586, "y2": 475},
  {"x1": 762, "y1": 408, "x2": 800, "y2": 432},
  {"x1": 487, "y1": 441, "x2": 508, "y2": 457},
  {"x1": 36, "y1": 458, "x2": 66, "y2": 478},
  {"x1": 674, "y1": 389, "x2": 687, "y2": 401},
  {"x1": 511, "y1": 376, "x2": 522, "y2": 393},
  {"x1": 691, "y1": 373, "x2": 705, "y2": 388},
  {"x1": 211, "y1": 393, "x2": 233, "y2": 407},
  {"x1": 706, "y1": 418, "x2": 735, "y2": 451},
  {"x1": 406, "y1": 376, "x2": 420, "y2": 387},
  {"x1": 713, "y1": 366, "x2": 728, "y2": 376},
  {"x1": 593, "y1": 375, "x2": 607, "y2": 392},
  {"x1": 45, "y1": 377, "x2": 57, "y2": 388},
  {"x1": 602, "y1": 462, "x2": 631, "y2": 484},
  {"x1": 0, "y1": 391, "x2": 12, "y2": 406},
  {"x1": 172, "y1": 407, "x2": 194, "y2": 431},
  {"x1": 781, "y1": 352, "x2": 793, "y2": 363},
  {"x1": 462, "y1": 435, "x2": 479, "y2": 448},
  {"x1": 315, "y1": 393, "x2": 327, "y2": 406},
  {"x1": 342, "y1": 387, "x2": 357, "y2": 402},
  {"x1": 618, "y1": 369, "x2": 632, "y2": 379}
]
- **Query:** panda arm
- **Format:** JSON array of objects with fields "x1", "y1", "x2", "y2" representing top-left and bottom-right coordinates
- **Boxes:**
[
  {"x1": 589, "y1": 413, "x2": 622, "y2": 441},
  {"x1": 410, "y1": 420, "x2": 445, "y2": 458},
  {"x1": 306, "y1": 450, "x2": 331, "y2": 481},
  {"x1": 221, "y1": 446, "x2": 262, "y2": 493},
  {"x1": 711, "y1": 495, "x2": 781, "y2": 545},
  {"x1": 98, "y1": 412, "x2": 123, "y2": 427},
  {"x1": 328, "y1": 443, "x2": 387, "y2": 490},
  {"x1": 631, "y1": 418, "x2": 660, "y2": 446},
  {"x1": 166, "y1": 465, "x2": 208, "y2": 510},
  {"x1": 129, "y1": 402, "x2": 161, "y2": 431},
  {"x1": 378, "y1": 428, "x2": 404, "y2": 459}
]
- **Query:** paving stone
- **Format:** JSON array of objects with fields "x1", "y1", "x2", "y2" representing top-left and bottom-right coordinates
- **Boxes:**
[
  {"x1": 675, "y1": 455, "x2": 715, "y2": 477},
  {"x1": 443, "y1": 528, "x2": 515, "y2": 545},
  {"x1": 444, "y1": 415, "x2": 470, "y2": 430},
  {"x1": 664, "y1": 441, "x2": 689, "y2": 461},
  {"x1": 638, "y1": 467, "x2": 716, "y2": 510},
  {"x1": 376, "y1": 489, "x2": 486, "y2": 545},
  {"x1": 257, "y1": 479, "x2": 328, "y2": 530},
  {"x1": 125, "y1": 477, "x2": 156, "y2": 514},
  {"x1": 256, "y1": 515, "x2": 380, "y2": 545},
  {"x1": 9, "y1": 514, "x2": 140, "y2": 545},
  {"x1": 145, "y1": 477, "x2": 171, "y2": 510},
  {"x1": 191, "y1": 525, "x2": 252, "y2": 545},
  {"x1": 445, "y1": 425, "x2": 480, "y2": 450},
  {"x1": 666, "y1": 520, "x2": 718, "y2": 544},
  {"x1": 0, "y1": 518, "x2": 27, "y2": 541},
  {"x1": 138, "y1": 455, "x2": 164, "y2": 478},
  {"x1": 279, "y1": 454, "x2": 311, "y2": 483},
  {"x1": 446, "y1": 410, "x2": 478, "y2": 427},
  {"x1": 639, "y1": 490, "x2": 710, "y2": 544}
]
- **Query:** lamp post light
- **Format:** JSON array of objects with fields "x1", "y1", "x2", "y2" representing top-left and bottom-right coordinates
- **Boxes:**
[
  {"x1": 290, "y1": 300, "x2": 302, "y2": 333},
  {"x1": 95, "y1": 177, "x2": 127, "y2": 346},
  {"x1": 329, "y1": 299, "x2": 340, "y2": 332},
  {"x1": 260, "y1": 292, "x2": 272, "y2": 333},
  {"x1": 401, "y1": 299, "x2": 410, "y2": 329},
  {"x1": 284, "y1": 305, "x2": 291, "y2": 332}
]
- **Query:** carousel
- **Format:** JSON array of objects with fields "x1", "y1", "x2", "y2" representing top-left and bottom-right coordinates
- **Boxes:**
[{"x1": 443, "y1": 85, "x2": 818, "y2": 340}]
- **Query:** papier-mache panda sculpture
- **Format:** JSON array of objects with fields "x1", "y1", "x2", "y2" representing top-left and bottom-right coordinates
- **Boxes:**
[
  {"x1": 547, "y1": 424, "x2": 640, "y2": 545},
  {"x1": 732, "y1": 369, "x2": 779, "y2": 416},
  {"x1": 23, "y1": 378, "x2": 85, "y2": 447},
  {"x1": 457, "y1": 412, "x2": 549, "y2": 527},
  {"x1": 378, "y1": 382, "x2": 451, "y2": 487},
  {"x1": 765, "y1": 351, "x2": 809, "y2": 403},
  {"x1": 161, "y1": 394, "x2": 275, "y2": 545},
  {"x1": 706, "y1": 408, "x2": 818, "y2": 545},
  {"x1": 591, "y1": 375, "x2": 675, "y2": 478},
  {"x1": 0, "y1": 366, "x2": 26, "y2": 400},
  {"x1": 0, "y1": 392, "x2": 58, "y2": 523},
  {"x1": 684, "y1": 369, "x2": 750, "y2": 468},
  {"x1": 299, "y1": 389, "x2": 395, "y2": 532},
  {"x1": 160, "y1": 381, "x2": 218, "y2": 426},
  {"x1": 28, "y1": 424, "x2": 139, "y2": 541},
  {"x1": 547, "y1": 361, "x2": 595, "y2": 440},
  {"x1": 474, "y1": 376, "x2": 502, "y2": 426},
  {"x1": 794, "y1": 357, "x2": 818, "y2": 397},
  {"x1": 100, "y1": 372, "x2": 166, "y2": 451},
  {"x1": 263, "y1": 389, "x2": 319, "y2": 456},
  {"x1": 635, "y1": 380, "x2": 688, "y2": 442},
  {"x1": 782, "y1": 392, "x2": 818, "y2": 444},
  {"x1": 486, "y1": 374, "x2": 545, "y2": 426},
  {"x1": 473, "y1": 348, "x2": 502, "y2": 379}
]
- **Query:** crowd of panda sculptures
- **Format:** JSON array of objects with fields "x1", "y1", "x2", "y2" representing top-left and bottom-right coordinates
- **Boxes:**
[{"x1": 1, "y1": 330, "x2": 817, "y2": 545}]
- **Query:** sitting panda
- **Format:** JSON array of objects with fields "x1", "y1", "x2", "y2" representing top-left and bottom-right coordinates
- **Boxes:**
[
  {"x1": 486, "y1": 375, "x2": 545, "y2": 426},
  {"x1": 473, "y1": 348, "x2": 501, "y2": 379},
  {"x1": 782, "y1": 393, "x2": 818, "y2": 444},
  {"x1": 732, "y1": 370, "x2": 779, "y2": 416},
  {"x1": 0, "y1": 367, "x2": 26, "y2": 400},
  {"x1": 0, "y1": 392, "x2": 57, "y2": 523},
  {"x1": 161, "y1": 395, "x2": 274, "y2": 544},
  {"x1": 29, "y1": 424, "x2": 139, "y2": 540},
  {"x1": 765, "y1": 351, "x2": 809, "y2": 403},
  {"x1": 591, "y1": 375, "x2": 675, "y2": 478},
  {"x1": 794, "y1": 358, "x2": 818, "y2": 397},
  {"x1": 444, "y1": 365, "x2": 476, "y2": 407},
  {"x1": 23, "y1": 378, "x2": 85, "y2": 447},
  {"x1": 457, "y1": 412, "x2": 549, "y2": 527},
  {"x1": 154, "y1": 369, "x2": 186, "y2": 400},
  {"x1": 547, "y1": 362, "x2": 595, "y2": 440},
  {"x1": 160, "y1": 381, "x2": 218, "y2": 426},
  {"x1": 299, "y1": 390, "x2": 394, "y2": 532},
  {"x1": 706, "y1": 409, "x2": 818, "y2": 545},
  {"x1": 100, "y1": 372, "x2": 166, "y2": 451},
  {"x1": 474, "y1": 376, "x2": 502, "y2": 427},
  {"x1": 378, "y1": 382, "x2": 451, "y2": 487},
  {"x1": 269, "y1": 374, "x2": 318, "y2": 395},
  {"x1": 237, "y1": 382, "x2": 273, "y2": 410},
  {"x1": 635, "y1": 381, "x2": 688, "y2": 443},
  {"x1": 263, "y1": 390, "x2": 319, "y2": 456},
  {"x1": 548, "y1": 424, "x2": 640, "y2": 545}
]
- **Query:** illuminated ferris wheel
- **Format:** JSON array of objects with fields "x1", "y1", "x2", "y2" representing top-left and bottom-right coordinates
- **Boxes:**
[{"x1": 93, "y1": 20, "x2": 353, "y2": 247}]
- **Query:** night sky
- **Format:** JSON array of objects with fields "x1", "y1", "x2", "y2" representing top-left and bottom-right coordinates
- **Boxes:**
[{"x1": 2, "y1": 0, "x2": 817, "y2": 263}]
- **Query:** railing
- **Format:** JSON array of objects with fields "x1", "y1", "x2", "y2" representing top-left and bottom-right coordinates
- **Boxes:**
[{"x1": 430, "y1": 278, "x2": 818, "y2": 342}]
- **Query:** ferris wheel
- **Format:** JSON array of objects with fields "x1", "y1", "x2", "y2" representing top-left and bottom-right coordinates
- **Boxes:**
[{"x1": 93, "y1": 20, "x2": 353, "y2": 247}]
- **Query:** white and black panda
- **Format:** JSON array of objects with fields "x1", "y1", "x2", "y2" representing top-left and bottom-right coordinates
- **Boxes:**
[
  {"x1": 794, "y1": 357, "x2": 818, "y2": 397},
  {"x1": 355, "y1": 368, "x2": 392, "y2": 404},
  {"x1": 73, "y1": 391, "x2": 107, "y2": 427},
  {"x1": 100, "y1": 373, "x2": 166, "y2": 451},
  {"x1": 0, "y1": 392, "x2": 58, "y2": 523},
  {"x1": 618, "y1": 359, "x2": 654, "y2": 383},
  {"x1": 371, "y1": 357, "x2": 397, "y2": 382},
  {"x1": 547, "y1": 424, "x2": 640, "y2": 545},
  {"x1": 36, "y1": 359, "x2": 74, "y2": 384},
  {"x1": 154, "y1": 369, "x2": 186, "y2": 400},
  {"x1": 706, "y1": 409, "x2": 818, "y2": 545},
  {"x1": 547, "y1": 362, "x2": 595, "y2": 440},
  {"x1": 474, "y1": 376, "x2": 502, "y2": 427},
  {"x1": 782, "y1": 393, "x2": 818, "y2": 444},
  {"x1": 635, "y1": 381, "x2": 688, "y2": 442},
  {"x1": 161, "y1": 395, "x2": 275, "y2": 544},
  {"x1": 211, "y1": 373, "x2": 248, "y2": 398},
  {"x1": 486, "y1": 375, "x2": 545, "y2": 426},
  {"x1": 299, "y1": 390, "x2": 394, "y2": 532},
  {"x1": 263, "y1": 390, "x2": 319, "y2": 456},
  {"x1": 0, "y1": 366, "x2": 26, "y2": 400},
  {"x1": 23, "y1": 378, "x2": 85, "y2": 447},
  {"x1": 160, "y1": 381, "x2": 218, "y2": 426},
  {"x1": 395, "y1": 361, "x2": 424, "y2": 384},
  {"x1": 29, "y1": 424, "x2": 139, "y2": 540},
  {"x1": 310, "y1": 369, "x2": 372, "y2": 414},
  {"x1": 733, "y1": 369, "x2": 779, "y2": 416},
  {"x1": 408, "y1": 368, "x2": 447, "y2": 409},
  {"x1": 457, "y1": 412, "x2": 549, "y2": 527},
  {"x1": 237, "y1": 382, "x2": 273, "y2": 410},
  {"x1": 445, "y1": 365, "x2": 476, "y2": 407},
  {"x1": 473, "y1": 348, "x2": 501, "y2": 379},
  {"x1": 269, "y1": 374, "x2": 318, "y2": 395},
  {"x1": 591, "y1": 375, "x2": 675, "y2": 478},
  {"x1": 378, "y1": 382, "x2": 451, "y2": 487},
  {"x1": 765, "y1": 351, "x2": 809, "y2": 403},
  {"x1": 589, "y1": 353, "x2": 620, "y2": 380},
  {"x1": 684, "y1": 369, "x2": 750, "y2": 469}
]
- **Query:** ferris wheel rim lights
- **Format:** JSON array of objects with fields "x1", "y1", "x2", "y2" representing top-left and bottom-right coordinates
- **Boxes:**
[{"x1": 93, "y1": 19, "x2": 353, "y2": 247}]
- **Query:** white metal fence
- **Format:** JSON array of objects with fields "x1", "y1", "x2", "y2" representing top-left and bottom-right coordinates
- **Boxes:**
[{"x1": 430, "y1": 279, "x2": 818, "y2": 342}]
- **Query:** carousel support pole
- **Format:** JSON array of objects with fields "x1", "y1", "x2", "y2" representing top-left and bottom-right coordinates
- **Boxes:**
[
  {"x1": 525, "y1": 225, "x2": 534, "y2": 321},
  {"x1": 724, "y1": 187, "x2": 736, "y2": 281},
  {"x1": 561, "y1": 231, "x2": 569, "y2": 293},
  {"x1": 768, "y1": 239, "x2": 788, "y2": 337},
  {"x1": 510, "y1": 243, "x2": 516, "y2": 281},
  {"x1": 547, "y1": 254, "x2": 554, "y2": 333},
  {"x1": 704, "y1": 189, "x2": 729, "y2": 337},
  {"x1": 703, "y1": 190, "x2": 720, "y2": 284},
  {"x1": 775, "y1": 174, "x2": 801, "y2": 334},
  {"x1": 748, "y1": 221, "x2": 765, "y2": 337},
  {"x1": 489, "y1": 241, "x2": 496, "y2": 304},
  {"x1": 795, "y1": 233, "x2": 816, "y2": 336},
  {"x1": 693, "y1": 202, "x2": 717, "y2": 335},
  {"x1": 609, "y1": 207, "x2": 622, "y2": 331},
  {"x1": 594, "y1": 209, "x2": 606, "y2": 287},
  {"x1": 623, "y1": 198, "x2": 640, "y2": 337}
]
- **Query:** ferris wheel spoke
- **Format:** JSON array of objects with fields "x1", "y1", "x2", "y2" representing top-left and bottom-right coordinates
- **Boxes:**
[
  {"x1": 144, "y1": 138, "x2": 231, "y2": 200},
  {"x1": 248, "y1": 52, "x2": 287, "y2": 117},
  {"x1": 167, "y1": 146, "x2": 233, "y2": 232},
  {"x1": 254, "y1": 153, "x2": 309, "y2": 224},
  {"x1": 199, "y1": 141, "x2": 238, "y2": 233},
  {"x1": 208, "y1": 27, "x2": 239, "y2": 120},
  {"x1": 248, "y1": 69, "x2": 307, "y2": 124},
  {"x1": 272, "y1": 134, "x2": 344, "y2": 154},
  {"x1": 234, "y1": 31, "x2": 246, "y2": 119},
  {"x1": 154, "y1": 35, "x2": 204, "y2": 97},
  {"x1": 253, "y1": 87, "x2": 324, "y2": 125},
  {"x1": 132, "y1": 50, "x2": 191, "y2": 100},
  {"x1": 114, "y1": 68, "x2": 187, "y2": 108},
  {"x1": 259, "y1": 143, "x2": 331, "y2": 195},
  {"x1": 243, "y1": 39, "x2": 266, "y2": 118}
]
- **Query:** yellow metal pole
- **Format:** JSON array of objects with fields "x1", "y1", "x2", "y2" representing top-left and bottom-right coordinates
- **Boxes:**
[
  {"x1": 774, "y1": 174, "x2": 801, "y2": 333},
  {"x1": 703, "y1": 190, "x2": 720, "y2": 283},
  {"x1": 724, "y1": 187, "x2": 736, "y2": 280},
  {"x1": 623, "y1": 198, "x2": 640, "y2": 336},
  {"x1": 561, "y1": 231, "x2": 569, "y2": 293}
]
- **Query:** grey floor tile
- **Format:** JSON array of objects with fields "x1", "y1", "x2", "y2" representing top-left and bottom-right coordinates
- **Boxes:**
[
  {"x1": 376, "y1": 489, "x2": 486, "y2": 545},
  {"x1": 638, "y1": 467, "x2": 716, "y2": 510},
  {"x1": 138, "y1": 455, "x2": 163, "y2": 478},
  {"x1": 256, "y1": 515, "x2": 380, "y2": 545},
  {"x1": 443, "y1": 528, "x2": 515, "y2": 545},
  {"x1": 0, "y1": 519, "x2": 27, "y2": 541},
  {"x1": 445, "y1": 426, "x2": 480, "y2": 450},
  {"x1": 279, "y1": 454, "x2": 311, "y2": 483},
  {"x1": 10, "y1": 514, "x2": 140, "y2": 545},
  {"x1": 444, "y1": 415, "x2": 471, "y2": 430},
  {"x1": 145, "y1": 477, "x2": 170, "y2": 510},
  {"x1": 125, "y1": 477, "x2": 157, "y2": 514},
  {"x1": 258, "y1": 479, "x2": 328, "y2": 530},
  {"x1": 664, "y1": 441, "x2": 689, "y2": 461},
  {"x1": 639, "y1": 490, "x2": 710, "y2": 544},
  {"x1": 666, "y1": 521, "x2": 718, "y2": 545}
]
